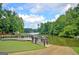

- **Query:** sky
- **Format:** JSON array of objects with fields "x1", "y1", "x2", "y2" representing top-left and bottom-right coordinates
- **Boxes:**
[{"x1": 2, "y1": 3, "x2": 78, "y2": 29}]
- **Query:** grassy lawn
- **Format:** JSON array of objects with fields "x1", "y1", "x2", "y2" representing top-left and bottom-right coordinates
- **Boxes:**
[
  {"x1": 48, "y1": 35, "x2": 79, "y2": 54},
  {"x1": 0, "y1": 41, "x2": 44, "y2": 53}
]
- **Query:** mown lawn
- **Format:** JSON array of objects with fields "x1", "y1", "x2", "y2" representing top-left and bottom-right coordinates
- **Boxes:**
[
  {"x1": 0, "y1": 41, "x2": 44, "y2": 53},
  {"x1": 48, "y1": 35, "x2": 79, "y2": 54}
]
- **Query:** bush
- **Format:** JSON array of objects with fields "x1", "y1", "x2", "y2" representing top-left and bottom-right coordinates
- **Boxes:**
[{"x1": 58, "y1": 25, "x2": 78, "y2": 38}]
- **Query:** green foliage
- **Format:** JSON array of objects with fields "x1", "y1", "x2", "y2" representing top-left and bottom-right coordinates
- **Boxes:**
[
  {"x1": 39, "y1": 22, "x2": 51, "y2": 34},
  {"x1": 59, "y1": 25, "x2": 78, "y2": 37},
  {"x1": 73, "y1": 47, "x2": 79, "y2": 54},
  {"x1": 48, "y1": 35, "x2": 79, "y2": 47},
  {"x1": 39, "y1": 4, "x2": 79, "y2": 37},
  {"x1": 0, "y1": 4, "x2": 24, "y2": 34}
]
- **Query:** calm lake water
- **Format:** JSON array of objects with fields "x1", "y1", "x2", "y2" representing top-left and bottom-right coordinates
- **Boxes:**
[{"x1": 27, "y1": 32, "x2": 39, "y2": 35}]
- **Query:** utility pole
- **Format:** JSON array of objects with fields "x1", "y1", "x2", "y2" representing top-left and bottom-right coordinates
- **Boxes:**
[{"x1": 37, "y1": 24, "x2": 40, "y2": 32}]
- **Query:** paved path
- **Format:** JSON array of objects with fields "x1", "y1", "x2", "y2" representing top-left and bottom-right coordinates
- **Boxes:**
[{"x1": 9, "y1": 45, "x2": 77, "y2": 55}]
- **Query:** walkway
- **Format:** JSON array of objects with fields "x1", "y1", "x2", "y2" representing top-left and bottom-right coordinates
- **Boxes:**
[{"x1": 9, "y1": 45, "x2": 77, "y2": 55}]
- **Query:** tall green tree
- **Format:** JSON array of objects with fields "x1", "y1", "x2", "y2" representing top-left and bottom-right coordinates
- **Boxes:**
[{"x1": 0, "y1": 4, "x2": 24, "y2": 34}]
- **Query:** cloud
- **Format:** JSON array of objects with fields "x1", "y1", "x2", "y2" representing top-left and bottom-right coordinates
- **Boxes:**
[
  {"x1": 17, "y1": 7, "x2": 24, "y2": 11},
  {"x1": 62, "y1": 4, "x2": 78, "y2": 14},
  {"x1": 9, "y1": 6, "x2": 24, "y2": 11},
  {"x1": 49, "y1": 4, "x2": 77, "y2": 22},
  {"x1": 30, "y1": 4, "x2": 42, "y2": 13},
  {"x1": 3, "y1": 3, "x2": 78, "y2": 29},
  {"x1": 19, "y1": 14, "x2": 45, "y2": 29},
  {"x1": 64, "y1": 4, "x2": 71, "y2": 11},
  {"x1": 49, "y1": 4, "x2": 78, "y2": 22},
  {"x1": 29, "y1": 3, "x2": 78, "y2": 14},
  {"x1": 29, "y1": 4, "x2": 65, "y2": 14},
  {"x1": 19, "y1": 13, "x2": 60, "y2": 29},
  {"x1": 19, "y1": 14, "x2": 45, "y2": 23}
]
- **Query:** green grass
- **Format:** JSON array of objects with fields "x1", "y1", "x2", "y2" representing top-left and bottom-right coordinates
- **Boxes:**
[
  {"x1": 72, "y1": 47, "x2": 79, "y2": 54},
  {"x1": 48, "y1": 35, "x2": 79, "y2": 54},
  {"x1": 0, "y1": 41, "x2": 44, "y2": 53},
  {"x1": 48, "y1": 35, "x2": 79, "y2": 47}
]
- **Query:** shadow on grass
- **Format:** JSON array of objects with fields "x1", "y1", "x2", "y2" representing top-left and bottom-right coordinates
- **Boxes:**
[{"x1": 0, "y1": 52, "x2": 8, "y2": 55}]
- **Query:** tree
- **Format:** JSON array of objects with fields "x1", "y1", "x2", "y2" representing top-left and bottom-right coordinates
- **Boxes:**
[
  {"x1": 59, "y1": 25, "x2": 78, "y2": 37},
  {"x1": 39, "y1": 4, "x2": 79, "y2": 37},
  {"x1": 0, "y1": 4, "x2": 24, "y2": 34}
]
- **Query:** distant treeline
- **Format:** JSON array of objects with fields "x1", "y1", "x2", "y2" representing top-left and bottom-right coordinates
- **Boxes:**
[
  {"x1": 39, "y1": 4, "x2": 79, "y2": 38},
  {"x1": 24, "y1": 28, "x2": 38, "y2": 33},
  {"x1": 0, "y1": 4, "x2": 24, "y2": 34}
]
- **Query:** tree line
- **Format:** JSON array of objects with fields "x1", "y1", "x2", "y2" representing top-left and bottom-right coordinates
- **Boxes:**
[
  {"x1": 0, "y1": 4, "x2": 24, "y2": 34},
  {"x1": 24, "y1": 28, "x2": 38, "y2": 33},
  {"x1": 39, "y1": 4, "x2": 79, "y2": 38}
]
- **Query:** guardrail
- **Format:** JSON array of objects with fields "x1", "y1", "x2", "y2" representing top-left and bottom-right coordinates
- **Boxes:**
[{"x1": 0, "y1": 34, "x2": 48, "y2": 46}]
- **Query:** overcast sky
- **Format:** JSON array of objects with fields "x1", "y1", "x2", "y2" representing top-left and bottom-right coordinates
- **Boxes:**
[{"x1": 2, "y1": 3, "x2": 77, "y2": 29}]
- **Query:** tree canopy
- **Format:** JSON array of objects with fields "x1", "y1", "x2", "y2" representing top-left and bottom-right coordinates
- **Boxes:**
[
  {"x1": 39, "y1": 4, "x2": 79, "y2": 38},
  {"x1": 0, "y1": 4, "x2": 24, "y2": 34}
]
